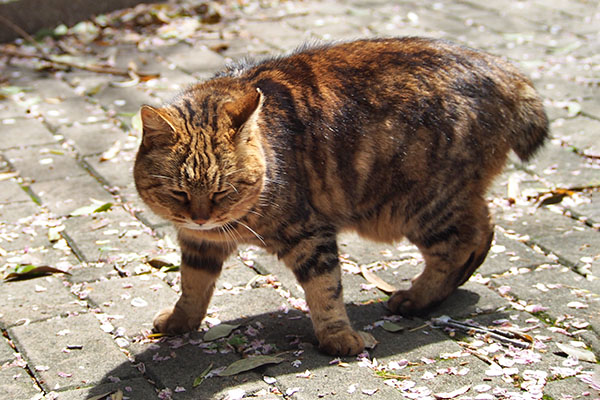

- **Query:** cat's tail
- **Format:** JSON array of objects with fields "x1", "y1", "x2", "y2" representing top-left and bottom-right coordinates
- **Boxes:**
[{"x1": 509, "y1": 81, "x2": 549, "y2": 162}]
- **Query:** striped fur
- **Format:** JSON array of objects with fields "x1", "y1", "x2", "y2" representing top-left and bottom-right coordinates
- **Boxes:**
[{"x1": 134, "y1": 37, "x2": 548, "y2": 355}]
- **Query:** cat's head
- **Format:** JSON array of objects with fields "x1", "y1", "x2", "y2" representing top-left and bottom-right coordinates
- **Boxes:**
[{"x1": 133, "y1": 85, "x2": 266, "y2": 231}]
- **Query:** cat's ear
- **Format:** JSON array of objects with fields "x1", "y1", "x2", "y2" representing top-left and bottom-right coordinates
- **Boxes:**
[
  {"x1": 222, "y1": 88, "x2": 263, "y2": 132},
  {"x1": 140, "y1": 105, "x2": 176, "y2": 147}
]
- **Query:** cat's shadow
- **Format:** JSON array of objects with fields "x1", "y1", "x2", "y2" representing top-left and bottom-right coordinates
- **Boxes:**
[{"x1": 84, "y1": 289, "x2": 487, "y2": 399}]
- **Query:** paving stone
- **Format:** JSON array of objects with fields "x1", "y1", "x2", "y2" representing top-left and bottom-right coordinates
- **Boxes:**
[
  {"x1": 155, "y1": 43, "x2": 226, "y2": 75},
  {"x1": 62, "y1": 206, "x2": 159, "y2": 264},
  {"x1": 57, "y1": 120, "x2": 129, "y2": 157},
  {"x1": 132, "y1": 337, "x2": 264, "y2": 400},
  {"x1": 527, "y1": 141, "x2": 600, "y2": 188},
  {"x1": 4, "y1": 144, "x2": 86, "y2": 183},
  {"x1": 31, "y1": 174, "x2": 114, "y2": 217},
  {"x1": 493, "y1": 264, "x2": 599, "y2": 334},
  {"x1": 218, "y1": 257, "x2": 259, "y2": 290},
  {"x1": 86, "y1": 275, "x2": 179, "y2": 338},
  {"x1": 0, "y1": 335, "x2": 16, "y2": 364},
  {"x1": 239, "y1": 20, "x2": 314, "y2": 51},
  {"x1": 551, "y1": 115, "x2": 600, "y2": 156},
  {"x1": 92, "y1": 84, "x2": 158, "y2": 115},
  {"x1": 83, "y1": 146, "x2": 138, "y2": 189},
  {"x1": 34, "y1": 97, "x2": 108, "y2": 131},
  {"x1": 498, "y1": 206, "x2": 599, "y2": 269},
  {"x1": 0, "y1": 275, "x2": 87, "y2": 329},
  {"x1": 0, "y1": 117, "x2": 56, "y2": 150},
  {"x1": 477, "y1": 229, "x2": 550, "y2": 276},
  {"x1": 0, "y1": 200, "x2": 48, "y2": 252},
  {"x1": 0, "y1": 178, "x2": 30, "y2": 203},
  {"x1": 8, "y1": 313, "x2": 139, "y2": 392},
  {"x1": 0, "y1": 366, "x2": 42, "y2": 400},
  {"x1": 55, "y1": 377, "x2": 158, "y2": 400}
]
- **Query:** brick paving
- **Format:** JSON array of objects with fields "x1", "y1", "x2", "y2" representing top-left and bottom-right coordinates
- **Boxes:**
[{"x1": 0, "y1": 1, "x2": 598, "y2": 399}]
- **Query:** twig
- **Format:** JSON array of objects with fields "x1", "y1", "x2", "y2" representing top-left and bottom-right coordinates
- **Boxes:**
[
  {"x1": 0, "y1": 14, "x2": 44, "y2": 53},
  {"x1": 0, "y1": 47, "x2": 158, "y2": 78},
  {"x1": 433, "y1": 317, "x2": 531, "y2": 349}
]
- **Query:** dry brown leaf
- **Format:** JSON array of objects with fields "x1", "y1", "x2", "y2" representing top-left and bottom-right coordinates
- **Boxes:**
[{"x1": 360, "y1": 264, "x2": 397, "y2": 293}]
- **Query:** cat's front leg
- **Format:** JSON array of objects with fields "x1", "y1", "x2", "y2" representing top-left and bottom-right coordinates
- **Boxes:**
[
  {"x1": 282, "y1": 235, "x2": 365, "y2": 356},
  {"x1": 153, "y1": 234, "x2": 233, "y2": 334}
]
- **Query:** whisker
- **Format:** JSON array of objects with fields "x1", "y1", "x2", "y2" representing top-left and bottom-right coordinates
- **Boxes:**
[
  {"x1": 234, "y1": 219, "x2": 266, "y2": 246},
  {"x1": 226, "y1": 182, "x2": 239, "y2": 194}
]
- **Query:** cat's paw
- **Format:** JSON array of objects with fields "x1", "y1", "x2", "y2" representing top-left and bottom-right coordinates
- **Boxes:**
[
  {"x1": 387, "y1": 290, "x2": 440, "y2": 316},
  {"x1": 153, "y1": 307, "x2": 199, "y2": 334},
  {"x1": 318, "y1": 328, "x2": 365, "y2": 356}
]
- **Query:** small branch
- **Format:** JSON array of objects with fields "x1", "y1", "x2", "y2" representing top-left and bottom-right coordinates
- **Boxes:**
[
  {"x1": 433, "y1": 317, "x2": 532, "y2": 349},
  {"x1": 0, "y1": 47, "x2": 159, "y2": 78},
  {"x1": 0, "y1": 14, "x2": 43, "y2": 52}
]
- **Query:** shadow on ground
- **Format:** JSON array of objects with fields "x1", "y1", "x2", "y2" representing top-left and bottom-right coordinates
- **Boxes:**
[{"x1": 83, "y1": 289, "x2": 485, "y2": 399}]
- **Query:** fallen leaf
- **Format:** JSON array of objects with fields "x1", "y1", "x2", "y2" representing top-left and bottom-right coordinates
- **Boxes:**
[
  {"x1": 100, "y1": 140, "x2": 122, "y2": 161},
  {"x1": 358, "y1": 331, "x2": 378, "y2": 349},
  {"x1": 219, "y1": 355, "x2": 284, "y2": 377},
  {"x1": 70, "y1": 199, "x2": 113, "y2": 216},
  {"x1": 147, "y1": 254, "x2": 180, "y2": 269},
  {"x1": 193, "y1": 362, "x2": 213, "y2": 387},
  {"x1": 434, "y1": 385, "x2": 470, "y2": 399},
  {"x1": 88, "y1": 392, "x2": 117, "y2": 400},
  {"x1": 4, "y1": 265, "x2": 70, "y2": 281},
  {"x1": 381, "y1": 321, "x2": 405, "y2": 333},
  {"x1": 0, "y1": 172, "x2": 18, "y2": 181},
  {"x1": 567, "y1": 301, "x2": 588, "y2": 309},
  {"x1": 203, "y1": 323, "x2": 240, "y2": 342},
  {"x1": 360, "y1": 265, "x2": 397, "y2": 293},
  {"x1": 555, "y1": 343, "x2": 597, "y2": 363}
]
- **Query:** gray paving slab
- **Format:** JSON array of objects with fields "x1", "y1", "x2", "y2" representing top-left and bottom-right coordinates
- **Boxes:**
[
  {"x1": 493, "y1": 263, "x2": 599, "y2": 335},
  {"x1": 0, "y1": 117, "x2": 57, "y2": 150},
  {"x1": 57, "y1": 120, "x2": 129, "y2": 157},
  {"x1": 31, "y1": 174, "x2": 114, "y2": 217},
  {"x1": 4, "y1": 144, "x2": 86, "y2": 184},
  {"x1": 55, "y1": 377, "x2": 158, "y2": 400},
  {"x1": 0, "y1": 178, "x2": 30, "y2": 203},
  {"x1": 61, "y1": 206, "x2": 159, "y2": 264},
  {"x1": 0, "y1": 275, "x2": 87, "y2": 329},
  {"x1": 0, "y1": 335, "x2": 16, "y2": 364},
  {"x1": 8, "y1": 313, "x2": 140, "y2": 392},
  {"x1": 86, "y1": 275, "x2": 179, "y2": 339},
  {"x1": 0, "y1": 366, "x2": 42, "y2": 400}
]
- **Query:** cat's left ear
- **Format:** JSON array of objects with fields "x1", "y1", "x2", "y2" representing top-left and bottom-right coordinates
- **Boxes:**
[
  {"x1": 140, "y1": 105, "x2": 176, "y2": 147},
  {"x1": 222, "y1": 88, "x2": 263, "y2": 133}
]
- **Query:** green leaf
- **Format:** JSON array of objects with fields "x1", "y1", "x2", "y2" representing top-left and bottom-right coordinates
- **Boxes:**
[
  {"x1": 70, "y1": 199, "x2": 113, "y2": 216},
  {"x1": 0, "y1": 86, "x2": 29, "y2": 97},
  {"x1": 93, "y1": 202, "x2": 113, "y2": 213},
  {"x1": 203, "y1": 323, "x2": 240, "y2": 342},
  {"x1": 192, "y1": 362, "x2": 213, "y2": 387},
  {"x1": 219, "y1": 355, "x2": 284, "y2": 377},
  {"x1": 381, "y1": 321, "x2": 405, "y2": 333},
  {"x1": 4, "y1": 265, "x2": 70, "y2": 281},
  {"x1": 131, "y1": 110, "x2": 143, "y2": 134}
]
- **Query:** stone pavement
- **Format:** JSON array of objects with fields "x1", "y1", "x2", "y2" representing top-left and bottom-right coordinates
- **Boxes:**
[{"x1": 0, "y1": 0, "x2": 599, "y2": 399}]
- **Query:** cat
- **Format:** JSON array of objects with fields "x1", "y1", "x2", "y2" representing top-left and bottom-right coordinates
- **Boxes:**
[{"x1": 134, "y1": 37, "x2": 548, "y2": 356}]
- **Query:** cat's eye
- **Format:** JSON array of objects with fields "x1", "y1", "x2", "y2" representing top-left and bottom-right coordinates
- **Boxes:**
[
  {"x1": 212, "y1": 190, "x2": 230, "y2": 202},
  {"x1": 171, "y1": 190, "x2": 189, "y2": 201}
]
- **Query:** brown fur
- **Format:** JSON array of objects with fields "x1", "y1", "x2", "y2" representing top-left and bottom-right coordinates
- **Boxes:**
[{"x1": 134, "y1": 37, "x2": 548, "y2": 355}]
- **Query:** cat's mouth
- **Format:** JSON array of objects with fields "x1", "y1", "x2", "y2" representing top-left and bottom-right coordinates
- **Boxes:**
[{"x1": 177, "y1": 220, "x2": 223, "y2": 231}]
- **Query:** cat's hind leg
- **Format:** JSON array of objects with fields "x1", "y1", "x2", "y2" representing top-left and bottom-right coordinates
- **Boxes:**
[
  {"x1": 388, "y1": 196, "x2": 494, "y2": 316},
  {"x1": 153, "y1": 234, "x2": 232, "y2": 334},
  {"x1": 280, "y1": 232, "x2": 365, "y2": 356}
]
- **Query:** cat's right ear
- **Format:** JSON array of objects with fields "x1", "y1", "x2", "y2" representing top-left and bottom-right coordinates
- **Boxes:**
[{"x1": 139, "y1": 105, "x2": 176, "y2": 147}]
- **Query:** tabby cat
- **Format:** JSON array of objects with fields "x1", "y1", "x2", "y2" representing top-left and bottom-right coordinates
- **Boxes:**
[{"x1": 134, "y1": 37, "x2": 548, "y2": 355}]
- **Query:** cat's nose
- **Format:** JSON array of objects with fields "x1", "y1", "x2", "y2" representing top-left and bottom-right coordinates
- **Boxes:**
[{"x1": 193, "y1": 218, "x2": 208, "y2": 225}]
